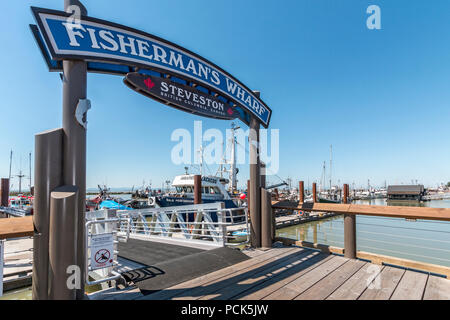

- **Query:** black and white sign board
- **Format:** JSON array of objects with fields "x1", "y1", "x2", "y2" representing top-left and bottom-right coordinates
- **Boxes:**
[{"x1": 90, "y1": 233, "x2": 114, "y2": 270}]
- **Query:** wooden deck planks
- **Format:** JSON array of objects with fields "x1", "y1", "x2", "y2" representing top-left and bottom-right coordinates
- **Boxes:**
[
  {"x1": 423, "y1": 275, "x2": 450, "y2": 300},
  {"x1": 295, "y1": 259, "x2": 367, "y2": 300},
  {"x1": 262, "y1": 255, "x2": 348, "y2": 300},
  {"x1": 358, "y1": 266, "x2": 405, "y2": 300},
  {"x1": 237, "y1": 254, "x2": 334, "y2": 300},
  {"x1": 326, "y1": 263, "x2": 384, "y2": 300},
  {"x1": 140, "y1": 246, "x2": 297, "y2": 300},
  {"x1": 198, "y1": 250, "x2": 322, "y2": 300},
  {"x1": 390, "y1": 270, "x2": 428, "y2": 300},
  {"x1": 173, "y1": 247, "x2": 307, "y2": 300},
  {"x1": 132, "y1": 245, "x2": 450, "y2": 301}
]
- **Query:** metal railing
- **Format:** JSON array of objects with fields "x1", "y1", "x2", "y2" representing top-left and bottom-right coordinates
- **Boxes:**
[
  {"x1": 273, "y1": 182, "x2": 450, "y2": 278},
  {"x1": 0, "y1": 207, "x2": 28, "y2": 217},
  {"x1": 115, "y1": 203, "x2": 249, "y2": 247},
  {"x1": 0, "y1": 236, "x2": 33, "y2": 297}
]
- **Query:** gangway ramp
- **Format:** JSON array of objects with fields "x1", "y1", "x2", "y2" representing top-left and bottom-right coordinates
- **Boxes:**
[{"x1": 117, "y1": 239, "x2": 249, "y2": 295}]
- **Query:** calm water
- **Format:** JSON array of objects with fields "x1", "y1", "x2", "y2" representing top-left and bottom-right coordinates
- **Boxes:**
[{"x1": 276, "y1": 198, "x2": 450, "y2": 267}]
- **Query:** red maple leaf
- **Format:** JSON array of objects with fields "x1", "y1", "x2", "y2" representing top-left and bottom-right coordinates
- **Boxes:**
[
  {"x1": 227, "y1": 108, "x2": 234, "y2": 115},
  {"x1": 144, "y1": 77, "x2": 155, "y2": 89}
]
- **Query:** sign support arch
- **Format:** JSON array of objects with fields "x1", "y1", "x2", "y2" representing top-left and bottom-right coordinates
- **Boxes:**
[{"x1": 31, "y1": 0, "x2": 272, "y2": 300}]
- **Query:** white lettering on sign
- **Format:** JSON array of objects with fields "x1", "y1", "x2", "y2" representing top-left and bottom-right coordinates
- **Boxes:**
[
  {"x1": 90, "y1": 233, "x2": 114, "y2": 270},
  {"x1": 32, "y1": 9, "x2": 272, "y2": 126}
]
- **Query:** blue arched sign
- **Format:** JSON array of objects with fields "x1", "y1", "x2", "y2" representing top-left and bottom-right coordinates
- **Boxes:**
[{"x1": 30, "y1": 7, "x2": 272, "y2": 127}]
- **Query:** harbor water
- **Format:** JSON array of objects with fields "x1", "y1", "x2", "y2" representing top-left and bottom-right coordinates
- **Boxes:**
[{"x1": 276, "y1": 199, "x2": 450, "y2": 268}]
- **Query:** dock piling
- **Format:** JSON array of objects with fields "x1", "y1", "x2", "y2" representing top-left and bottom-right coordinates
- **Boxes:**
[
  {"x1": 343, "y1": 184, "x2": 357, "y2": 259},
  {"x1": 312, "y1": 183, "x2": 317, "y2": 203},
  {"x1": 48, "y1": 185, "x2": 79, "y2": 300},
  {"x1": 299, "y1": 181, "x2": 304, "y2": 203},
  {"x1": 0, "y1": 179, "x2": 9, "y2": 207}
]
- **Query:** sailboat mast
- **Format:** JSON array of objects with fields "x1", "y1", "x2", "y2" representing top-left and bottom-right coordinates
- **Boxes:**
[
  {"x1": 8, "y1": 150, "x2": 12, "y2": 197},
  {"x1": 29, "y1": 152, "x2": 32, "y2": 192}
]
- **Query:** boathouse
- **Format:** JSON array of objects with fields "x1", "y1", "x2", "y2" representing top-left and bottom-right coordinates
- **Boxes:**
[{"x1": 387, "y1": 185, "x2": 425, "y2": 201}]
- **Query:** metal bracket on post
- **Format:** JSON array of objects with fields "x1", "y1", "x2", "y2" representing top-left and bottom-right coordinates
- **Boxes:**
[{"x1": 75, "y1": 99, "x2": 91, "y2": 129}]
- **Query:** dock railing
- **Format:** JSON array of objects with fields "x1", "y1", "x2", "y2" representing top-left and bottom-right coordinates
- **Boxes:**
[
  {"x1": 0, "y1": 216, "x2": 34, "y2": 296},
  {"x1": 114, "y1": 203, "x2": 250, "y2": 247},
  {"x1": 272, "y1": 182, "x2": 450, "y2": 278}
]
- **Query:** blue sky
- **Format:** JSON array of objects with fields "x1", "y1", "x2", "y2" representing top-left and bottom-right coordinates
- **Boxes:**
[{"x1": 0, "y1": 0, "x2": 449, "y2": 191}]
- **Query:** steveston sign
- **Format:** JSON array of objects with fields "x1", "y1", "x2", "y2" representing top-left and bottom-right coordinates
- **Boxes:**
[
  {"x1": 31, "y1": 7, "x2": 272, "y2": 127},
  {"x1": 124, "y1": 73, "x2": 238, "y2": 120}
]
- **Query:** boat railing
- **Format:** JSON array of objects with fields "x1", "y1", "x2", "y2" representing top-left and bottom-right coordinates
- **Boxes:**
[{"x1": 272, "y1": 182, "x2": 450, "y2": 278}]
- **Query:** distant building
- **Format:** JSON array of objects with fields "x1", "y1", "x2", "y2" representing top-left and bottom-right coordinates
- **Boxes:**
[{"x1": 387, "y1": 185, "x2": 425, "y2": 201}]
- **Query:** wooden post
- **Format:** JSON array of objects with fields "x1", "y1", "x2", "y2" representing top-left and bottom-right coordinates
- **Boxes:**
[
  {"x1": 193, "y1": 175, "x2": 202, "y2": 225},
  {"x1": 194, "y1": 175, "x2": 202, "y2": 204},
  {"x1": 0, "y1": 179, "x2": 9, "y2": 207},
  {"x1": 343, "y1": 184, "x2": 356, "y2": 259},
  {"x1": 312, "y1": 183, "x2": 317, "y2": 203},
  {"x1": 299, "y1": 181, "x2": 304, "y2": 203}
]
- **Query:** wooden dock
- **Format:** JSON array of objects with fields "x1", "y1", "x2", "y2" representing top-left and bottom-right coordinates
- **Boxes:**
[{"x1": 129, "y1": 244, "x2": 450, "y2": 300}]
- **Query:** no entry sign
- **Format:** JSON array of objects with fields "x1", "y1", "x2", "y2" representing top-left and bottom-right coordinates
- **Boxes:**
[
  {"x1": 30, "y1": 7, "x2": 272, "y2": 127},
  {"x1": 90, "y1": 233, "x2": 114, "y2": 270}
]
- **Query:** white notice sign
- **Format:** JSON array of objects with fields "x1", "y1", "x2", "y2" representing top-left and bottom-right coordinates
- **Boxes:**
[{"x1": 90, "y1": 233, "x2": 114, "y2": 270}]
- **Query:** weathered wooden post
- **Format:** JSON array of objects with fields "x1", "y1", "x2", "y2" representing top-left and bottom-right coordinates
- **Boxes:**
[
  {"x1": 247, "y1": 179, "x2": 251, "y2": 214},
  {"x1": 343, "y1": 184, "x2": 356, "y2": 259},
  {"x1": 0, "y1": 179, "x2": 9, "y2": 207},
  {"x1": 312, "y1": 182, "x2": 317, "y2": 203},
  {"x1": 299, "y1": 181, "x2": 304, "y2": 203},
  {"x1": 193, "y1": 175, "x2": 202, "y2": 236},
  {"x1": 194, "y1": 175, "x2": 202, "y2": 205}
]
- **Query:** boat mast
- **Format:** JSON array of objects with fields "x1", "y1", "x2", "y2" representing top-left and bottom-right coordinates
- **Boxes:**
[
  {"x1": 329, "y1": 144, "x2": 332, "y2": 191},
  {"x1": 230, "y1": 123, "x2": 239, "y2": 193},
  {"x1": 29, "y1": 152, "x2": 32, "y2": 193},
  {"x1": 8, "y1": 150, "x2": 12, "y2": 197},
  {"x1": 17, "y1": 170, "x2": 25, "y2": 194}
]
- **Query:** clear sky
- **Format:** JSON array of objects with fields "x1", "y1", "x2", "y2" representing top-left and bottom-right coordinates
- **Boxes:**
[{"x1": 0, "y1": 0, "x2": 449, "y2": 191}]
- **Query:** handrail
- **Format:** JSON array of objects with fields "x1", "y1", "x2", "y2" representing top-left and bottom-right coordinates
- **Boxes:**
[
  {"x1": 272, "y1": 201, "x2": 450, "y2": 222},
  {"x1": 0, "y1": 216, "x2": 34, "y2": 240},
  {"x1": 272, "y1": 182, "x2": 450, "y2": 278}
]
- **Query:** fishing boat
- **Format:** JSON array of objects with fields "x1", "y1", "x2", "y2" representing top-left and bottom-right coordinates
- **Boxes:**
[{"x1": 152, "y1": 174, "x2": 237, "y2": 209}]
